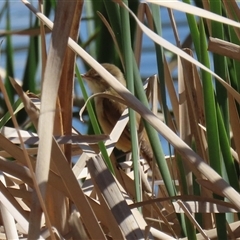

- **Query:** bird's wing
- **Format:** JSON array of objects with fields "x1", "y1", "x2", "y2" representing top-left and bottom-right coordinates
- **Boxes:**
[{"x1": 97, "y1": 95, "x2": 153, "y2": 161}]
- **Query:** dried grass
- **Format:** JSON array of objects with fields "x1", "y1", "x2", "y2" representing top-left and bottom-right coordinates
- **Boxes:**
[{"x1": 0, "y1": 0, "x2": 240, "y2": 239}]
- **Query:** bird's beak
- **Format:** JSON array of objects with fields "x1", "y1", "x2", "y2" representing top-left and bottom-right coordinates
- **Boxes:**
[{"x1": 81, "y1": 73, "x2": 92, "y2": 81}]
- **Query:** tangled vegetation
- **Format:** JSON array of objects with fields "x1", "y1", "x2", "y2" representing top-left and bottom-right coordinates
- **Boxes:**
[{"x1": 0, "y1": 0, "x2": 240, "y2": 239}]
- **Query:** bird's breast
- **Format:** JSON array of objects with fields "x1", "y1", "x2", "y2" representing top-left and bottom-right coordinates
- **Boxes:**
[
  {"x1": 94, "y1": 96, "x2": 132, "y2": 152},
  {"x1": 94, "y1": 96, "x2": 153, "y2": 162}
]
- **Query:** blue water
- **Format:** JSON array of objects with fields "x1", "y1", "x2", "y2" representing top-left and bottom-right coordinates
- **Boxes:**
[
  {"x1": 0, "y1": 2, "x2": 189, "y2": 77},
  {"x1": 0, "y1": 2, "x2": 189, "y2": 155}
]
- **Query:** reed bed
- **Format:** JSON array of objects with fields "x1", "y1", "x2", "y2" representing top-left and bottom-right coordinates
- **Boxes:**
[{"x1": 0, "y1": 0, "x2": 240, "y2": 239}]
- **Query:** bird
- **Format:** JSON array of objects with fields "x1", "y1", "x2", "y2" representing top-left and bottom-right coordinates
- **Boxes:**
[{"x1": 81, "y1": 63, "x2": 153, "y2": 163}]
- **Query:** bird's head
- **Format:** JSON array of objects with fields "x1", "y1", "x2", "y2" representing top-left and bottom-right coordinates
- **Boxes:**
[{"x1": 81, "y1": 63, "x2": 126, "y2": 94}]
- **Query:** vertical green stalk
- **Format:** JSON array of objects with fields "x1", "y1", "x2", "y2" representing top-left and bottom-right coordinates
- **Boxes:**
[
  {"x1": 199, "y1": 20, "x2": 221, "y2": 180},
  {"x1": 44, "y1": 0, "x2": 56, "y2": 17},
  {"x1": 17, "y1": 29, "x2": 38, "y2": 125},
  {"x1": 22, "y1": 19, "x2": 38, "y2": 93},
  {"x1": 199, "y1": 19, "x2": 227, "y2": 240},
  {"x1": 93, "y1": 1, "x2": 115, "y2": 63},
  {"x1": 176, "y1": 153, "x2": 196, "y2": 239},
  {"x1": 210, "y1": 0, "x2": 229, "y2": 135},
  {"x1": 183, "y1": 0, "x2": 200, "y2": 59},
  {"x1": 227, "y1": 23, "x2": 240, "y2": 115},
  {"x1": 120, "y1": 0, "x2": 141, "y2": 203},
  {"x1": 103, "y1": 0, "x2": 121, "y2": 47},
  {"x1": 228, "y1": 25, "x2": 240, "y2": 92},
  {"x1": 216, "y1": 103, "x2": 239, "y2": 190},
  {"x1": 216, "y1": 103, "x2": 240, "y2": 222},
  {"x1": 4, "y1": 2, "x2": 14, "y2": 106},
  {"x1": 132, "y1": 59, "x2": 175, "y2": 198},
  {"x1": 210, "y1": 0, "x2": 233, "y2": 229},
  {"x1": 149, "y1": 4, "x2": 167, "y2": 121},
  {"x1": 137, "y1": 5, "x2": 175, "y2": 198},
  {"x1": 228, "y1": 27, "x2": 240, "y2": 115}
]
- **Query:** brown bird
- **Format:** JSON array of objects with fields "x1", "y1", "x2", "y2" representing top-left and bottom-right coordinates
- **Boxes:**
[{"x1": 81, "y1": 63, "x2": 153, "y2": 163}]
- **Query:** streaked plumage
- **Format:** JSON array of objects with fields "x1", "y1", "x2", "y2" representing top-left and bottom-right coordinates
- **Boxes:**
[{"x1": 82, "y1": 63, "x2": 153, "y2": 163}]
